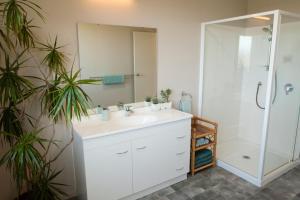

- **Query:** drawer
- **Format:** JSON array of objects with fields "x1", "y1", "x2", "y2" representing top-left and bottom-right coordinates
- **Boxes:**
[{"x1": 171, "y1": 152, "x2": 190, "y2": 177}]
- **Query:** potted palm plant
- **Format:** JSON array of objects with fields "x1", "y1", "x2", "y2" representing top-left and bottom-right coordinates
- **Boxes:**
[{"x1": 0, "y1": 0, "x2": 98, "y2": 199}]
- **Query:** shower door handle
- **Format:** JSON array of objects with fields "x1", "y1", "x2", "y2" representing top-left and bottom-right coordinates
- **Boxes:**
[
  {"x1": 256, "y1": 82, "x2": 265, "y2": 110},
  {"x1": 284, "y1": 83, "x2": 294, "y2": 95}
]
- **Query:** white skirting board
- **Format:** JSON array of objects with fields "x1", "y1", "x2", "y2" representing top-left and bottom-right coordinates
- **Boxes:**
[
  {"x1": 73, "y1": 175, "x2": 187, "y2": 200},
  {"x1": 121, "y1": 175, "x2": 187, "y2": 200}
]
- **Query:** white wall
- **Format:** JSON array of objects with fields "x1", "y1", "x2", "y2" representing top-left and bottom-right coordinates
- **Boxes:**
[
  {"x1": 0, "y1": 0, "x2": 248, "y2": 199},
  {"x1": 248, "y1": 0, "x2": 300, "y2": 14}
]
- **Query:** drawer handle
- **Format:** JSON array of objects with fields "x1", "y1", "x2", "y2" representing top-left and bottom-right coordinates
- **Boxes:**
[
  {"x1": 136, "y1": 146, "x2": 147, "y2": 150},
  {"x1": 177, "y1": 136, "x2": 186, "y2": 139},
  {"x1": 176, "y1": 152, "x2": 185, "y2": 156},
  {"x1": 176, "y1": 167, "x2": 184, "y2": 171},
  {"x1": 116, "y1": 150, "x2": 128, "y2": 155}
]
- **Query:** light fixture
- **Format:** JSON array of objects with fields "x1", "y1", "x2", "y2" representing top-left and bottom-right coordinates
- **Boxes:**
[
  {"x1": 89, "y1": 0, "x2": 133, "y2": 6},
  {"x1": 253, "y1": 16, "x2": 271, "y2": 21}
]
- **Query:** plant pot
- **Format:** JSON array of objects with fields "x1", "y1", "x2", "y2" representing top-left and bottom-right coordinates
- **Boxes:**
[
  {"x1": 151, "y1": 103, "x2": 161, "y2": 111},
  {"x1": 124, "y1": 110, "x2": 131, "y2": 117},
  {"x1": 144, "y1": 101, "x2": 151, "y2": 107},
  {"x1": 101, "y1": 109, "x2": 110, "y2": 121},
  {"x1": 96, "y1": 106, "x2": 103, "y2": 114},
  {"x1": 163, "y1": 102, "x2": 172, "y2": 109},
  {"x1": 15, "y1": 192, "x2": 32, "y2": 200}
]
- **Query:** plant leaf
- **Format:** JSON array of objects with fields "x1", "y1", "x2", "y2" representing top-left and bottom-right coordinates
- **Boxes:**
[
  {"x1": 46, "y1": 69, "x2": 98, "y2": 124},
  {"x1": 39, "y1": 36, "x2": 66, "y2": 74},
  {"x1": 0, "y1": 130, "x2": 46, "y2": 189},
  {"x1": 0, "y1": 50, "x2": 34, "y2": 105}
]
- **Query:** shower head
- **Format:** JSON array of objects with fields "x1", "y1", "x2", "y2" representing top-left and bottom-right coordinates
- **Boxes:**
[
  {"x1": 262, "y1": 25, "x2": 273, "y2": 42},
  {"x1": 262, "y1": 27, "x2": 271, "y2": 33}
]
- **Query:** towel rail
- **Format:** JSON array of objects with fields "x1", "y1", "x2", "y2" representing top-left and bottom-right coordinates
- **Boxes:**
[{"x1": 89, "y1": 74, "x2": 134, "y2": 80}]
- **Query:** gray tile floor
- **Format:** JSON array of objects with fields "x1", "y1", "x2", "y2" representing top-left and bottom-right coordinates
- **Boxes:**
[
  {"x1": 138, "y1": 165, "x2": 300, "y2": 200},
  {"x1": 70, "y1": 165, "x2": 300, "y2": 200}
]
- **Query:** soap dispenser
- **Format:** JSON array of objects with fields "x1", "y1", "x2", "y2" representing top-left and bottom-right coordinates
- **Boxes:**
[
  {"x1": 96, "y1": 105, "x2": 103, "y2": 114},
  {"x1": 179, "y1": 91, "x2": 192, "y2": 113}
]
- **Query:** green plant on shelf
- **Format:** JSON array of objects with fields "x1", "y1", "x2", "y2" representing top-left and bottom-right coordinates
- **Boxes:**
[
  {"x1": 145, "y1": 96, "x2": 152, "y2": 102},
  {"x1": 152, "y1": 97, "x2": 159, "y2": 104},
  {"x1": 160, "y1": 88, "x2": 172, "y2": 103}
]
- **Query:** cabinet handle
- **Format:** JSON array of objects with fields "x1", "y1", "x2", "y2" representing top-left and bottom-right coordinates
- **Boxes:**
[
  {"x1": 116, "y1": 150, "x2": 128, "y2": 155},
  {"x1": 176, "y1": 167, "x2": 184, "y2": 171},
  {"x1": 136, "y1": 146, "x2": 147, "y2": 150},
  {"x1": 176, "y1": 151, "x2": 185, "y2": 156},
  {"x1": 177, "y1": 136, "x2": 186, "y2": 139}
]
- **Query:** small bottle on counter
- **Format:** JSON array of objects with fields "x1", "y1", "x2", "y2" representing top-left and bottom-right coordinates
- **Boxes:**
[
  {"x1": 96, "y1": 105, "x2": 103, "y2": 114},
  {"x1": 101, "y1": 108, "x2": 110, "y2": 121}
]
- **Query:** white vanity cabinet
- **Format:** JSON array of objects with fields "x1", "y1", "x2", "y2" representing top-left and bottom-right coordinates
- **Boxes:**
[
  {"x1": 84, "y1": 142, "x2": 133, "y2": 200},
  {"x1": 73, "y1": 109, "x2": 192, "y2": 200}
]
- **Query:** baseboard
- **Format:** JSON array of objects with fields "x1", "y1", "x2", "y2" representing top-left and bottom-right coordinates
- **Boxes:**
[
  {"x1": 121, "y1": 175, "x2": 187, "y2": 200},
  {"x1": 70, "y1": 175, "x2": 187, "y2": 200}
]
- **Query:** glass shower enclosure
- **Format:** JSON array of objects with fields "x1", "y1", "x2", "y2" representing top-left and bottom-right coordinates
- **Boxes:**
[{"x1": 199, "y1": 10, "x2": 300, "y2": 186}]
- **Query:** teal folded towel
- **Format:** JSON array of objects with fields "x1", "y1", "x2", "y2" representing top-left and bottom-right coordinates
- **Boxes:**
[
  {"x1": 195, "y1": 154, "x2": 212, "y2": 163},
  {"x1": 195, "y1": 149, "x2": 212, "y2": 160},
  {"x1": 195, "y1": 158, "x2": 212, "y2": 168},
  {"x1": 195, "y1": 149, "x2": 213, "y2": 168},
  {"x1": 103, "y1": 75, "x2": 125, "y2": 85},
  {"x1": 195, "y1": 156, "x2": 212, "y2": 163}
]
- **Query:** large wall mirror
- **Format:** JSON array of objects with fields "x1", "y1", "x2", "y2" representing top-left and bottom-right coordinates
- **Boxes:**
[{"x1": 78, "y1": 23, "x2": 157, "y2": 107}]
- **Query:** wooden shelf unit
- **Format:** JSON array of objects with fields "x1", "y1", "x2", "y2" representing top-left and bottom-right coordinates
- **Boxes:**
[{"x1": 190, "y1": 116, "x2": 218, "y2": 176}]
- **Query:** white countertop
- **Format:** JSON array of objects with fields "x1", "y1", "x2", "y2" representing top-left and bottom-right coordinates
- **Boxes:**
[{"x1": 72, "y1": 108, "x2": 193, "y2": 140}]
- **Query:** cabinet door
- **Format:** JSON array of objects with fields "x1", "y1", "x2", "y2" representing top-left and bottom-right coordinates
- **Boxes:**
[
  {"x1": 132, "y1": 120, "x2": 191, "y2": 193},
  {"x1": 84, "y1": 142, "x2": 132, "y2": 200},
  {"x1": 132, "y1": 134, "x2": 171, "y2": 193}
]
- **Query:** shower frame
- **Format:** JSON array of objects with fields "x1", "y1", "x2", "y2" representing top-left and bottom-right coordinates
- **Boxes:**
[{"x1": 199, "y1": 10, "x2": 300, "y2": 187}]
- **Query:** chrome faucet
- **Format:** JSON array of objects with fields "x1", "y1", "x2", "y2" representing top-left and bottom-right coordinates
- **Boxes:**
[{"x1": 125, "y1": 106, "x2": 134, "y2": 113}]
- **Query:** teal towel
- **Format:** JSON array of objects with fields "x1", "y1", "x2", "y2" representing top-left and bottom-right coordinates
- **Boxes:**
[
  {"x1": 195, "y1": 149, "x2": 212, "y2": 159},
  {"x1": 195, "y1": 154, "x2": 212, "y2": 163},
  {"x1": 195, "y1": 158, "x2": 212, "y2": 168},
  {"x1": 103, "y1": 75, "x2": 125, "y2": 85},
  {"x1": 195, "y1": 156, "x2": 212, "y2": 164},
  {"x1": 195, "y1": 154, "x2": 212, "y2": 162},
  {"x1": 195, "y1": 156, "x2": 212, "y2": 166}
]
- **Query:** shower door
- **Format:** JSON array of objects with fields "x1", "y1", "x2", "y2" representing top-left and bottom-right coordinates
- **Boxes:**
[
  {"x1": 201, "y1": 15, "x2": 274, "y2": 179},
  {"x1": 263, "y1": 14, "x2": 300, "y2": 176}
]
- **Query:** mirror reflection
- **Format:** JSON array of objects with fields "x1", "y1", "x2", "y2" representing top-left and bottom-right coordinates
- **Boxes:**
[{"x1": 78, "y1": 23, "x2": 157, "y2": 108}]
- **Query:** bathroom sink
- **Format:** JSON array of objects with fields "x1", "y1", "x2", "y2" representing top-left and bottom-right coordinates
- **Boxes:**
[{"x1": 116, "y1": 115, "x2": 159, "y2": 126}]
